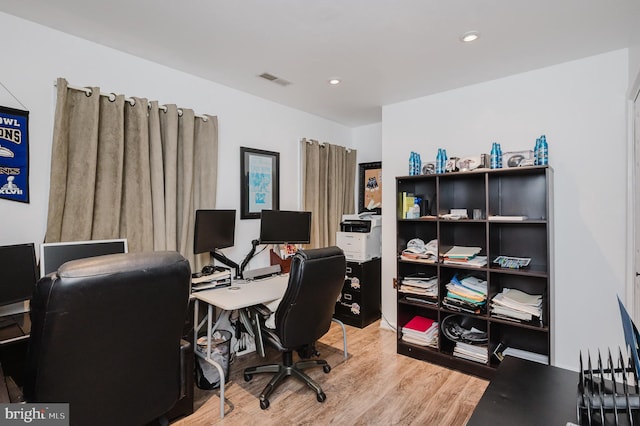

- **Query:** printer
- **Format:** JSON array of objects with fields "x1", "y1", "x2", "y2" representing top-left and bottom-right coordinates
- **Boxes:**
[{"x1": 336, "y1": 213, "x2": 381, "y2": 261}]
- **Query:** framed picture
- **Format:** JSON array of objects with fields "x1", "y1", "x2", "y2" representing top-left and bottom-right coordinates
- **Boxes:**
[
  {"x1": 240, "y1": 147, "x2": 280, "y2": 219},
  {"x1": 358, "y1": 161, "x2": 382, "y2": 214}
]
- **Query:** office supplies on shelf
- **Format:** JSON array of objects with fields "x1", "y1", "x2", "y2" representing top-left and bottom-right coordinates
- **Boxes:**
[
  {"x1": 441, "y1": 315, "x2": 487, "y2": 344},
  {"x1": 487, "y1": 215, "x2": 528, "y2": 221},
  {"x1": 492, "y1": 342, "x2": 548, "y2": 364},
  {"x1": 453, "y1": 341, "x2": 488, "y2": 364},
  {"x1": 443, "y1": 255, "x2": 487, "y2": 267},
  {"x1": 443, "y1": 274, "x2": 487, "y2": 314},
  {"x1": 443, "y1": 246, "x2": 481, "y2": 258},
  {"x1": 490, "y1": 288, "x2": 542, "y2": 322},
  {"x1": 492, "y1": 256, "x2": 531, "y2": 269},
  {"x1": 401, "y1": 315, "x2": 438, "y2": 348},
  {"x1": 442, "y1": 246, "x2": 486, "y2": 267},
  {"x1": 400, "y1": 274, "x2": 438, "y2": 301}
]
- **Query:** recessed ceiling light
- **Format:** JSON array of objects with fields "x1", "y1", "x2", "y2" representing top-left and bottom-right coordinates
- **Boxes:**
[
  {"x1": 329, "y1": 79, "x2": 341, "y2": 85},
  {"x1": 460, "y1": 31, "x2": 480, "y2": 43}
]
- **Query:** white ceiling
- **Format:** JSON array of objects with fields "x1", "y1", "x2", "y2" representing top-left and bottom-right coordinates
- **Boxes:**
[{"x1": 1, "y1": 0, "x2": 639, "y2": 127}]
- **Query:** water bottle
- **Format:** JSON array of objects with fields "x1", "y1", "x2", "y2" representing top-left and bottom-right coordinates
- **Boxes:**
[
  {"x1": 534, "y1": 138, "x2": 540, "y2": 166},
  {"x1": 409, "y1": 152, "x2": 415, "y2": 175},
  {"x1": 442, "y1": 149, "x2": 448, "y2": 173},
  {"x1": 416, "y1": 153, "x2": 422, "y2": 175},
  {"x1": 539, "y1": 135, "x2": 548, "y2": 165},
  {"x1": 436, "y1": 149, "x2": 443, "y2": 174},
  {"x1": 490, "y1": 143, "x2": 499, "y2": 169},
  {"x1": 496, "y1": 143, "x2": 503, "y2": 168}
]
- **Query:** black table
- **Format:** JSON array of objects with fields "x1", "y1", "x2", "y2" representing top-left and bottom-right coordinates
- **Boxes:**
[{"x1": 467, "y1": 356, "x2": 578, "y2": 426}]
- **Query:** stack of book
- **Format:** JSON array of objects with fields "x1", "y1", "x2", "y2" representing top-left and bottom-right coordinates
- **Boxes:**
[
  {"x1": 399, "y1": 192, "x2": 416, "y2": 219},
  {"x1": 401, "y1": 315, "x2": 438, "y2": 348},
  {"x1": 400, "y1": 274, "x2": 438, "y2": 303},
  {"x1": 490, "y1": 288, "x2": 543, "y2": 322},
  {"x1": 442, "y1": 246, "x2": 487, "y2": 267},
  {"x1": 443, "y1": 274, "x2": 487, "y2": 314},
  {"x1": 454, "y1": 341, "x2": 488, "y2": 364}
]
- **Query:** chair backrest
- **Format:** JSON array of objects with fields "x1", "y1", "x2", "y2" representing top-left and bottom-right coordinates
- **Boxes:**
[
  {"x1": 24, "y1": 251, "x2": 191, "y2": 426},
  {"x1": 275, "y1": 246, "x2": 346, "y2": 349}
]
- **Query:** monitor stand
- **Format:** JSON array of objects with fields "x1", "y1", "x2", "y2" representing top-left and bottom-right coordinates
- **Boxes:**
[{"x1": 211, "y1": 250, "x2": 240, "y2": 279}]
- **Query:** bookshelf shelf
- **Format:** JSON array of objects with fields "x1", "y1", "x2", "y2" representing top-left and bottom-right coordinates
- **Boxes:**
[{"x1": 396, "y1": 166, "x2": 553, "y2": 378}]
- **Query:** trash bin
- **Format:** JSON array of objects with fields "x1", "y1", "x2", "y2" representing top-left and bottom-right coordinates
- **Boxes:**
[{"x1": 195, "y1": 329, "x2": 232, "y2": 389}]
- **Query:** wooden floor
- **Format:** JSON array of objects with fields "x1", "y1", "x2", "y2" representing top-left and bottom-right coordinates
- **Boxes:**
[{"x1": 174, "y1": 320, "x2": 488, "y2": 425}]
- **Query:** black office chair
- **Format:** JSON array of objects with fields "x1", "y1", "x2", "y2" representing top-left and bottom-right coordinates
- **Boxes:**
[
  {"x1": 243, "y1": 246, "x2": 346, "y2": 409},
  {"x1": 23, "y1": 251, "x2": 191, "y2": 426}
]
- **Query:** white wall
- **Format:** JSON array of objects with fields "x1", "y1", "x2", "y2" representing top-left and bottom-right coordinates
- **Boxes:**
[
  {"x1": 629, "y1": 20, "x2": 640, "y2": 94},
  {"x1": 381, "y1": 49, "x2": 629, "y2": 370},
  {"x1": 0, "y1": 12, "x2": 359, "y2": 270},
  {"x1": 353, "y1": 122, "x2": 382, "y2": 164}
]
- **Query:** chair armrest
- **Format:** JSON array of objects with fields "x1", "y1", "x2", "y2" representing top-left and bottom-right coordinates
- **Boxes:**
[{"x1": 251, "y1": 303, "x2": 272, "y2": 318}]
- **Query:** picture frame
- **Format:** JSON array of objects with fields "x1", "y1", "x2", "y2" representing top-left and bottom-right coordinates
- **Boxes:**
[
  {"x1": 358, "y1": 161, "x2": 382, "y2": 215},
  {"x1": 240, "y1": 147, "x2": 280, "y2": 219}
]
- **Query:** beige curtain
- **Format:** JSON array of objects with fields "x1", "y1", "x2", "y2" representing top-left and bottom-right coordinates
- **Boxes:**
[
  {"x1": 45, "y1": 78, "x2": 217, "y2": 268},
  {"x1": 301, "y1": 138, "x2": 357, "y2": 248}
]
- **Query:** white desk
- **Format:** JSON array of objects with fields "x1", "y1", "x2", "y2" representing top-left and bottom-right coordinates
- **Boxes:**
[
  {"x1": 192, "y1": 274, "x2": 288, "y2": 419},
  {"x1": 192, "y1": 273, "x2": 348, "y2": 419}
]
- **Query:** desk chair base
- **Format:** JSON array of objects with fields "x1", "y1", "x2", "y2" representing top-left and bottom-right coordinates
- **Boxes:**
[{"x1": 243, "y1": 351, "x2": 330, "y2": 410}]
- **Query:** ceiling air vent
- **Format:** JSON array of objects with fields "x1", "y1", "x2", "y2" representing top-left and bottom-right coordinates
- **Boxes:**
[{"x1": 259, "y1": 72, "x2": 291, "y2": 87}]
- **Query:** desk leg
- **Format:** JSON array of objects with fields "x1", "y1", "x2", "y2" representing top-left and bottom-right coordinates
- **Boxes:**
[{"x1": 193, "y1": 299, "x2": 227, "y2": 419}]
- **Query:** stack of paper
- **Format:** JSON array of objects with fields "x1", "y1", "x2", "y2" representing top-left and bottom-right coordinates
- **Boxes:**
[
  {"x1": 502, "y1": 347, "x2": 548, "y2": 364},
  {"x1": 442, "y1": 246, "x2": 486, "y2": 267},
  {"x1": 490, "y1": 288, "x2": 543, "y2": 322},
  {"x1": 400, "y1": 275, "x2": 438, "y2": 302},
  {"x1": 453, "y1": 341, "x2": 488, "y2": 364},
  {"x1": 401, "y1": 315, "x2": 439, "y2": 348},
  {"x1": 443, "y1": 275, "x2": 487, "y2": 314}
]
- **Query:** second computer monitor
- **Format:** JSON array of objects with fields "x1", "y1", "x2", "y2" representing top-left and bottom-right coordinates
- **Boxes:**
[
  {"x1": 259, "y1": 210, "x2": 311, "y2": 244},
  {"x1": 39, "y1": 238, "x2": 128, "y2": 277}
]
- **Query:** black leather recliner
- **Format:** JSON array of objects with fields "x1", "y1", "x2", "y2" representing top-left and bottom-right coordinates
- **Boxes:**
[
  {"x1": 23, "y1": 251, "x2": 191, "y2": 426},
  {"x1": 243, "y1": 246, "x2": 346, "y2": 409}
]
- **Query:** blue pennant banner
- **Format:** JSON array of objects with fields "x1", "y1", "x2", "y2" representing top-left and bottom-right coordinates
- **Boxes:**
[{"x1": 0, "y1": 106, "x2": 29, "y2": 203}]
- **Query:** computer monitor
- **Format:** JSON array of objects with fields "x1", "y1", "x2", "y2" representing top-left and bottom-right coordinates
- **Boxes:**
[
  {"x1": 39, "y1": 238, "x2": 128, "y2": 277},
  {"x1": 193, "y1": 209, "x2": 240, "y2": 277},
  {"x1": 259, "y1": 210, "x2": 312, "y2": 244},
  {"x1": 193, "y1": 209, "x2": 235, "y2": 254},
  {"x1": 0, "y1": 243, "x2": 38, "y2": 307}
]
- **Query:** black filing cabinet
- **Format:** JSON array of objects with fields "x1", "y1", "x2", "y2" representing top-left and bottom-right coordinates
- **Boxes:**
[{"x1": 334, "y1": 257, "x2": 381, "y2": 328}]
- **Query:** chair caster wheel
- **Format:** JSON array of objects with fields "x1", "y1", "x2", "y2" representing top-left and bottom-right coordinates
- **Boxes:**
[
  {"x1": 244, "y1": 373, "x2": 252, "y2": 382},
  {"x1": 260, "y1": 398, "x2": 270, "y2": 410},
  {"x1": 323, "y1": 365, "x2": 331, "y2": 373},
  {"x1": 317, "y1": 392, "x2": 326, "y2": 402}
]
